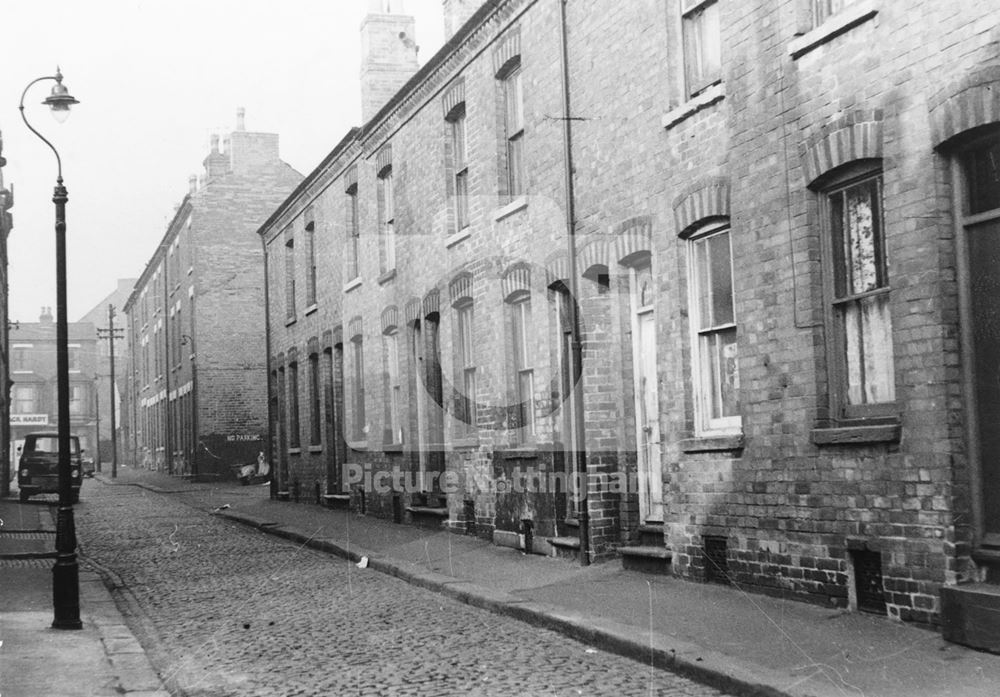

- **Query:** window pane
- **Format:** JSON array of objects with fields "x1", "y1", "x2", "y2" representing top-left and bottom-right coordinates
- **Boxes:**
[
  {"x1": 683, "y1": 1, "x2": 721, "y2": 96},
  {"x1": 459, "y1": 305, "x2": 474, "y2": 367},
  {"x1": 512, "y1": 299, "x2": 532, "y2": 369},
  {"x1": 963, "y1": 141, "x2": 1000, "y2": 215},
  {"x1": 695, "y1": 239, "x2": 711, "y2": 327},
  {"x1": 842, "y1": 293, "x2": 894, "y2": 405},
  {"x1": 845, "y1": 180, "x2": 880, "y2": 294},
  {"x1": 508, "y1": 133, "x2": 524, "y2": 197},
  {"x1": 702, "y1": 327, "x2": 739, "y2": 419},
  {"x1": 456, "y1": 172, "x2": 469, "y2": 228},
  {"x1": 709, "y1": 231, "x2": 734, "y2": 326},
  {"x1": 506, "y1": 70, "x2": 523, "y2": 132},
  {"x1": 453, "y1": 115, "x2": 466, "y2": 168},
  {"x1": 519, "y1": 369, "x2": 535, "y2": 434},
  {"x1": 464, "y1": 368, "x2": 477, "y2": 427}
]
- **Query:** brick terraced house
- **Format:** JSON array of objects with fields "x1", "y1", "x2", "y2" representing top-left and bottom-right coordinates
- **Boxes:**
[
  {"x1": 258, "y1": 0, "x2": 1000, "y2": 644},
  {"x1": 124, "y1": 111, "x2": 302, "y2": 479},
  {"x1": 8, "y1": 308, "x2": 99, "y2": 459}
]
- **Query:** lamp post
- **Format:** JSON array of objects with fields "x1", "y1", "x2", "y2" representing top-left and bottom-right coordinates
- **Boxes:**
[
  {"x1": 20, "y1": 67, "x2": 81, "y2": 630},
  {"x1": 98, "y1": 304, "x2": 123, "y2": 478}
]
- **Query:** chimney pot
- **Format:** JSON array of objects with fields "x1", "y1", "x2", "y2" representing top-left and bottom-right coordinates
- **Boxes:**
[{"x1": 236, "y1": 107, "x2": 246, "y2": 131}]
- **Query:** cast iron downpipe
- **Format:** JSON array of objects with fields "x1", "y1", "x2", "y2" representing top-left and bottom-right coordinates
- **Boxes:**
[
  {"x1": 261, "y1": 230, "x2": 278, "y2": 498},
  {"x1": 559, "y1": 0, "x2": 590, "y2": 566}
]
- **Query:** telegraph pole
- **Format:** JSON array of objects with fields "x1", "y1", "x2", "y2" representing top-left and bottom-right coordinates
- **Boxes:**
[{"x1": 97, "y1": 303, "x2": 123, "y2": 478}]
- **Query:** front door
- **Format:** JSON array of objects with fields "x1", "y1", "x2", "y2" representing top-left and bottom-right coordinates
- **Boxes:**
[
  {"x1": 631, "y1": 263, "x2": 663, "y2": 523},
  {"x1": 968, "y1": 219, "x2": 1000, "y2": 545}
]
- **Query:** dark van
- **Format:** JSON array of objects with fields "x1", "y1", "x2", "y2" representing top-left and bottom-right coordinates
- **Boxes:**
[{"x1": 17, "y1": 432, "x2": 82, "y2": 503}]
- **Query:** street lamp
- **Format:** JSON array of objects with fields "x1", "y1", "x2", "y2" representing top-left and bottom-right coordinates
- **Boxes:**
[{"x1": 20, "y1": 67, "x2": 82, "y2": 630}]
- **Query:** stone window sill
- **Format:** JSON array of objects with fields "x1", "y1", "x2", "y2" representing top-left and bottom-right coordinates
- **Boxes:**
[
  {"x1": 382, "y1": 443, "x2": 404, "y2": 453},
  {"x1": 377, "y1": 268, "x2": 397, "y2": 285},
  {"x1": 308, "y1": 445, "x2": 323, "y2": 453},
  {"x1": 304, "y1": 303, "x2": 318, "y2": 317},
  {"x1": 452, "y1": 436, "x2": 479, "y2": 449},
  {"x1": 680, "y1": 433, "x2": 744, "y2": 454},
  {"x1": 446, "y1": 228, "x2": 472, "y2": 249},
  {"x1": 788, "y1": 0, "x2": 878, "y2": 60},
  {"x1": 288, "y1": 447, "x2": 302, "y2": 456},
  {"x1": 810, "y1": 423, "x2": 900, "y2": 446},
  {"x1": 343, "y1": 277, "x2": 362, "y2": 294},
  {"x1": 347, "y1": 439, "x2": 368, "y2": 452},
  {"x1": 493, "y1": 196, "x2": 528, "y2": 222},
  {"x1": 662, "y1": 82, "x2": 725, "y2": 130},
  {"x1": 284, "y1": 317, "x2": 296, "y2": 327},
  {"x1": 500, "y1": 446, "x2": 539, "y2": 460}
]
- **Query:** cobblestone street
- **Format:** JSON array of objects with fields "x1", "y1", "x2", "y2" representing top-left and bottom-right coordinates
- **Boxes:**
[{"x1": 75, "y1": 479, "x2": 728, "y2": 697}]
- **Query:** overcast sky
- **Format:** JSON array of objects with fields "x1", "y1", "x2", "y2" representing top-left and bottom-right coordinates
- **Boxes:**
[{"x1": 0, "y1": 0, "x2": 445, "y2": 325}]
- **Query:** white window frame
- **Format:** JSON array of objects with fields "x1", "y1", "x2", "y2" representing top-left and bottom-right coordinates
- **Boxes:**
[
  {"x1": 383, "y1": 328, "x2": 403, "y2": 445},
  {"x1": 681, "y1": 0, "x2": 722, "y2": 99},
  {"x1": 686, "y1": 222, "x2": 741, "y2": 433},
  {"x1": 455, "y1": 301, "x2": 477, "y2": 434},
  {"x1": 509, "y1": 293, "x2": 536, "y2": 440}
]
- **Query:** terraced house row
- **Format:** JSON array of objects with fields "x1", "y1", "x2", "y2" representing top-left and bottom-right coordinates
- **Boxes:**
[{"x1": 122, "y1": 0, "x2": 1000, "y2": 645}]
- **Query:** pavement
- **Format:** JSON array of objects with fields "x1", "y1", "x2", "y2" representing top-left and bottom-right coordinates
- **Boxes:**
[
  {"x1": 5, "y1": 466, "x2": 1000, "y2": 697},
  {"x1": 0, "y1": 487, "x2": 170, "y2": 696}
]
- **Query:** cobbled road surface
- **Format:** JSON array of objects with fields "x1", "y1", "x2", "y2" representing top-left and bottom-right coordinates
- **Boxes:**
[{"x1": 76, "y1": 480, "x2": 729, "y2": 697}]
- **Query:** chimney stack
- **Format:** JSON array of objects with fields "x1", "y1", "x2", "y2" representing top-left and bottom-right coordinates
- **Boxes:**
[
  {"x1": 236, "y1": 107, "x2": 246, "y2": 132},
  {"x1": 442, "y1": 0, "x2": 482, "y2": 40},
  {"x1": 188, "y1": 175, "x2": 197, "y2": 194},
  {"x1": 360, "y1": 0, "x2": 420, "y2": 122},
  {"x1": 39, "y1": 306, "x2": 53, "y2": 323},
  {"x1": 202, "y1": 133, "x2": 230, "y2": 183}
]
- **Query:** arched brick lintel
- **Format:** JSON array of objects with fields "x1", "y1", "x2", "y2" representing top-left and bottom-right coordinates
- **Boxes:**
[
  {"x1": 930, "y1": 75, "x2": 1000, "y2": 150},
  {"x1": 672, "y1": 178, "x2": 730, "y2": 238},
  {"x1": 380, "y1": 305, "x2": 399, "y2": 334},
  {"x1": 801, "y1": 115, "x2": 883, "y2": 187}
]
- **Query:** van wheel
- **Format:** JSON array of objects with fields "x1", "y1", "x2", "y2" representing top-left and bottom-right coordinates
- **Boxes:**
[{"x1": 19, "y1": 490, "x2": 29, "y2": 502}]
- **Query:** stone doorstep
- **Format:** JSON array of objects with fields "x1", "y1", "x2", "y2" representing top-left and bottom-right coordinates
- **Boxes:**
[
  {"x1": 547, "y1": 536, "x2": 581, "y2": 561},
  {"x1": 941, "y1": 583, "x2": 1000, "y2": 654},
  {"x1": 620, "y1": 545, "x2": 672, "y2": 575},
  {"x1": 322, "y1": 494, "x2": 351, "y2": 509}
]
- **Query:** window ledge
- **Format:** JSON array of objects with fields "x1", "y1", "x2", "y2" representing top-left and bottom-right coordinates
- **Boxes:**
[
  {"x1": 288, "y1": 447, "x2": 302, "y2": 456},
  {"x1": 446, "y1": 228, "x2": 472, "y2": 249},
  {"x1": 382, "y1": 443, "x2": 404, "y2": 453},
  {"x1": 662, "y1": 82, "x2": 725, "y2": 130},
  {"x1": 499, "y1": 446, "x2": 539, "y2": 460},
  {"x1": 680, "y1": 433, "x2": 745, "y2": 454},
  {"x1": 187, "y1": 266, "x2": 194, "y2": 276},
  {"x1": 304, "y1": 303, "x2": 318, "y2": 317},
  {"x1": 493, "y1": 196, "x2": 528, "y2": 222},
  {"x1": 452, "y1": 436, "x2": 479, "y2": 449},
  {"x1": 284, "y1": 317, "x2": 296, "y2": 327},
  {"x1": 347, "y1": 439, "x2": 368, "y2": 452},
  {"x1": 788, "y1": 0, "x2": 878, "y2": 60},
  {"x1": 343, "y1": 277, "x2": 362, "y2": 294},
  {"x1": 811, "y1": 423, "x2": 900, "y2": 446},
  {"x1": 377, "y1": 268, "x2": 397, "y2": 285},
  {"x1": 308, "y1": 445, "x2": 323, "y2": 453}
]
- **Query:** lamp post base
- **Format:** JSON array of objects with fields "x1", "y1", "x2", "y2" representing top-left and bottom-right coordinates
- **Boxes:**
[{"x1": 51, "y1": 504, "x2": 82, "y2": 630}]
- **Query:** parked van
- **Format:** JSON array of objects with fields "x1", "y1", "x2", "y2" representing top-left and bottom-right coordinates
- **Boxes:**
[{"x1": 17, "y1": 432, "x2": 82, "y2": 503}]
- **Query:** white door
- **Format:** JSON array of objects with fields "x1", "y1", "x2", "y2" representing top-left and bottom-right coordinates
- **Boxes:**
[{"x1": 631, "y1": 264, "x2": 663, "y2": 522}]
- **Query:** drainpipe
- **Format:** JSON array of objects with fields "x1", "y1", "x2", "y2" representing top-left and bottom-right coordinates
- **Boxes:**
[
  {"x1": 163, "y1": 257, "x2": 173, "y2": 475},
  {"x1": 262, "y1": 231, "x2": 277, "y2": 499},
  {"x1": 559, "y1": 0, "x2": 589, "y2": 566}
]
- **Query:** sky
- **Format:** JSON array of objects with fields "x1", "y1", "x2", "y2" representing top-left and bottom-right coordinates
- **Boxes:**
[{"x1": 0, "y1": 0, "x2": 445, "y2": 325}]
